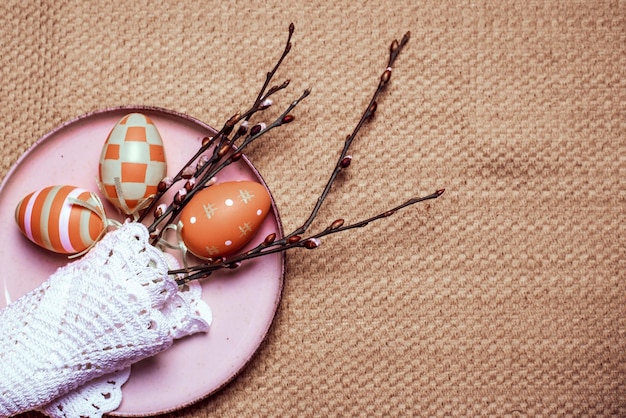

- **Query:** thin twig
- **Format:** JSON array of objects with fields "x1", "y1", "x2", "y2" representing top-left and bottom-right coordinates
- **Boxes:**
[
  {"x1": 288, "y1": 31, "x2": 412, "y2": 239},
  {"x1": 171, "y1": 189, "x2": 444, "y2": 284},
  {"x1": 139, "y1": 24, "x2": 298, "y2": 239},
  {"x1": 168, "y1": 30, "x2": 445, "y2": 285}
]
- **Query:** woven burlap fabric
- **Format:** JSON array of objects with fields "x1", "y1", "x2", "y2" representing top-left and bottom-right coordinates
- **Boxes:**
[{"x1": 1, "y1": 1, "x2": 624, "y2": 417}]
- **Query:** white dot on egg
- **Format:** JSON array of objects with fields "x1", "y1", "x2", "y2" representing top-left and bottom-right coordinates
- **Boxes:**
[
  {"x1": 225, "y1": 240, "x2": 232, "y2": 246},
  {"x1": 256, "y1": 209, "x2": 263, "y2": 216},
  {"x1": 189, "y1": 216, "x2": 197, "y2": 224},
  {"x1": 225, "y1": 199, "x2": 234, "y2": 207}
]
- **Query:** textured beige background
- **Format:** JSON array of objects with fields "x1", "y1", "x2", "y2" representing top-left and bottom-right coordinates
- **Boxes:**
[{"x1": 1, "y1": 1, "x2": 625, "y2": 417}]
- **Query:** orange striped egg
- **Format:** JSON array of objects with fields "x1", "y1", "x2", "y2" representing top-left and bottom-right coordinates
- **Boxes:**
[
  {"x1": 15, "y1": 185, "x2": 106, "y2": 255},
  {"x1": 98, "y1": 113, "x2": 167, "y2": 215},
  {"x1": 179, "y1": 181, "x2": 271, "y2": 259}
]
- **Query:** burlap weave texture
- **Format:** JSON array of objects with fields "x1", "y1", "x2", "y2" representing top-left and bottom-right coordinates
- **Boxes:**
[{"x1": 0, "y1": 1, "x2": 624, "y2": 416}]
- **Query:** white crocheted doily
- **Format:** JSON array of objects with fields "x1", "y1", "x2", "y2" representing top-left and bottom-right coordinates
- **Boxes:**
[{"x1": 0, "y1": 222, "x2": 211, "y2": 418}]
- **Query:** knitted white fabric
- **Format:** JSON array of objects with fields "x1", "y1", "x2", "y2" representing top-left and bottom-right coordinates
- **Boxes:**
[
  {"x1": 0, "y1": 222, "x2": 212, "y2": 418},
  {"x1": 40, "y1": 368, "x2": 131, "y2": 418}
]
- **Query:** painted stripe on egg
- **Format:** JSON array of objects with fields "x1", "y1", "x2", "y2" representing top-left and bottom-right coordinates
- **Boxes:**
[
  {"x1": 29, "y1": 187, "x2": 49, "y2": 249},
  {"x1": 15, "y1": 188, "x2": 39, "y2": 243},
  {"x1": 67, "y1": 191, "x2": 87, "y2": 252},
  {"x1": 43, "y1": 185, "x2": 73, "y2": 253},
  {"x1": 24, "y1": 191, "x2": 39, "y2": 242},
  {"x1": 78, "y1": 194, "x2": 96, "y2": 249},
  {"x1": 14, "y1": 186, "x2": 106, "y2": 254},
  {"x1": 59, "y1": 187, "x2": 84, "y2": 253}
]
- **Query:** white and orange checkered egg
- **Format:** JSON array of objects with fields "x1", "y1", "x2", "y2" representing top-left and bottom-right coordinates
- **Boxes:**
[
  {"x1": 15, "y1": 185, "x2": 106, "y2": 255},
  {"x1": 98, "y1": 113, "x2": 167, "y2": 214},
  {"x1": 179, "y1": 181, "x2": 272, "y2": 259}
]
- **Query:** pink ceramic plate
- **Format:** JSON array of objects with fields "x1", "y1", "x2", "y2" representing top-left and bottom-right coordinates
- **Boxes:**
[{"x1": 0, "y1": 107, "x2": 284, "y2": 416}]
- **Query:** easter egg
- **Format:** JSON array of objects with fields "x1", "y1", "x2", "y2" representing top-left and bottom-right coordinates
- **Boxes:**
[
  {"x1": 98, "y1": 113, "x2": 167, "y2": 215},
  {"x1": 179, "y1": 181, "x2": 272, "y2": 259},
  {"x1": 15, "y1": 185, "x2": 106, "y2": 255}
]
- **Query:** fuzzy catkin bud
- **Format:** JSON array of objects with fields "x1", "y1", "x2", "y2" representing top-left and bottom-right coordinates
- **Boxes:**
[
  {"x1": 154, "y1": 203, "x2": 167, "y2": 218},
  {"x1": 174, "y1": 188, "x2": 187, "y2": 205},
  {"x1": 264, "y1": 233, "x2": 276, "y2": 245},
  {"x1": 206, "y1": 177, "x2": 217, "y2": 187},
  {"x1": 259, "y1": 98, "x2": 273, "y2": 110},
  {"x1": 287, "y1": 235, "x2": 301, "y2": 244},
  {"x1": 184, "y1": 178, "x2": 196, "y2": 191},
  {"x1": 217, "y1": 144, "x2": 231, "y2": 158},
  {"x1": 250, "y1": 123, "x2": 266, "y2": 136},
  {"x1": 158, "y1": 177, "x2": 173, "y2": 192},
  {"x1": 340, "y1": 156, "x2": 352, "y2": 168},
  {"x1": 330, "y1": 219, "x2": 345, "y2": 229},
  {"x1": 223, "y1": 114, "x2": 240, "y2": 136},
  {"x1": 304, "y1": 238, "x2": 321, "y2": 249},
  {"x1": 237, "y1": 120, "x2": 249, "y2": 136},
  {"x1": 181, "y1": 166, "x2": 195, "y2": 179},
  {"x1": 390, "y1": 39, "x2": 399, "y2": 54},
  {"x1": 367, "y1": 101, "x2": 377, "y2": 117},
  {"x1": 381, "y1": 68, "x2": 392, "y2": 84},
  {"x1": 196, "y1": 155, "x2": 210, "y2": 171},
  {"x1": 149, "y1": 229, "x2": 160, "y2": 241}
]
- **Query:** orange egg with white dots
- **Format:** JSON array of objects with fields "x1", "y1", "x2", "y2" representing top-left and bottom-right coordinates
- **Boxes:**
[{"x1": 179, "y1": 181, "x2": 271, "y2": 259}]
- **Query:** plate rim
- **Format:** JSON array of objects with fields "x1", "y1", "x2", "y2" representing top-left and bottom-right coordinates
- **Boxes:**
[{"x1": 0, "y1": 105, "x2": 286, "y2": 416}]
